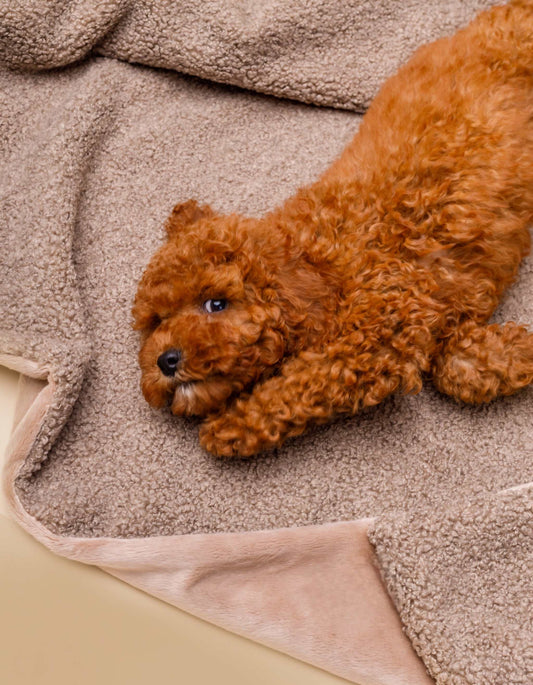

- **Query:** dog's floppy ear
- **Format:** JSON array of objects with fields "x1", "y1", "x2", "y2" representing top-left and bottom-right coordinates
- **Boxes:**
[{"x1": 165, "y1": 199, "x2": 215, "y2": 238}]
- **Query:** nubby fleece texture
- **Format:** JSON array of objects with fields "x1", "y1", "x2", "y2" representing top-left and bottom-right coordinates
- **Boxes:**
[{"x1": 0, "y1": 2, "x2": 531, "y2": 684}]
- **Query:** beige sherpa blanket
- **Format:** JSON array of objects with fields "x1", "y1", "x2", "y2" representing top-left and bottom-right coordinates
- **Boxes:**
[{"x1": 1, "y1": 2, "x2": 532, "y2": 684}]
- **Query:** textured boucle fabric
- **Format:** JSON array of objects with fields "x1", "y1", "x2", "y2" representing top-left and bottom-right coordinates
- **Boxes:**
[
  {"x1": 0, "y1": 0, "x2": 499, "y2": 111},
  {"x1": 370, "y1": 488, "x2": 533, "y2": 684},
  {"x1": 1, "y1": 2, "x2": 531, "y2": 684}
]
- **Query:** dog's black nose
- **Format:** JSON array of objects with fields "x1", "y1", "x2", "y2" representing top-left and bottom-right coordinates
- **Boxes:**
[{"x1": 157, "y1": 348, "x2": 181, "y2": 377}]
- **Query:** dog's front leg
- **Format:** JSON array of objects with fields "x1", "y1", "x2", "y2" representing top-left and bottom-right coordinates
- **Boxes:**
[
  {"x1": 432, "y1": 320, "x2": 533, "y2": 403},
  {"x1": 199, "y1": 347, "x2": 412, "y2": 457}
]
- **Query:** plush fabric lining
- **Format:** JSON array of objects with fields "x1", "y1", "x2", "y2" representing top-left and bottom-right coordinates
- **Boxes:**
[
  {"x1": 4, "y1": 359, "x2": 432, "y2": 685},
  {"x1": 1, "y1": 2, "x2": 531, "y2": 683}
]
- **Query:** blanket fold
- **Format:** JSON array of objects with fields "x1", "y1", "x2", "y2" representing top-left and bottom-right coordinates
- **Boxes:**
[
  {"x1": 1, "y1": 2, "x2": 530, "y2": 684},
  {"x1": 0, "y1": 0, "x2": 499, "y2": 111}
]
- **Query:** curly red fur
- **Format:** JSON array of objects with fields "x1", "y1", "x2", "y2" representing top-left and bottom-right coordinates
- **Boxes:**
[{"x1": 133, "y1": 1, "x2": 533, "y2": 456}]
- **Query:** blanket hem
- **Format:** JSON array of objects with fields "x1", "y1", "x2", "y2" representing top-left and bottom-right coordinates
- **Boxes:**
[{"x1": 1, "y1": 353, "x2": 434, "y2": 685}]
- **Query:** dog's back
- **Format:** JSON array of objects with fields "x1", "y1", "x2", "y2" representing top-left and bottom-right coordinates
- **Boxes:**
[{"x1": 311, "y1": 0, "x2": 533, "y2": 323}]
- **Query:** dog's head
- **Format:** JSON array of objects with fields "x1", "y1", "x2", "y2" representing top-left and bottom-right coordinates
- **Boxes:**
[{"x1": 132, "y1": 200, "x2": 294, "y2": 416}]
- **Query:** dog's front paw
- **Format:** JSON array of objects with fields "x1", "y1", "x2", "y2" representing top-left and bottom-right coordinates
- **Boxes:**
[{"x1": 199, "y1": 413, "x2": 272, "y2": 458}]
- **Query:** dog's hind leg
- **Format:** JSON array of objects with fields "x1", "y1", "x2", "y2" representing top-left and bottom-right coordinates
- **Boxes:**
[{"x1": 432, "y1": 320, "x2": 533, "y2": 404}]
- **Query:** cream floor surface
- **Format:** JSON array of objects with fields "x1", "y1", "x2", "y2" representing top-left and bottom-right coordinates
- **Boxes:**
[{"x1": 0, "y1": 365, "x2": 354, "y2": 685}]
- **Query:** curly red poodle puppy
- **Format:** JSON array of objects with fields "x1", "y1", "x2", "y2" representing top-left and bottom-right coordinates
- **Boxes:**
[{"x1": 133, "y1": 1, "x2": 533, "y2": 457}]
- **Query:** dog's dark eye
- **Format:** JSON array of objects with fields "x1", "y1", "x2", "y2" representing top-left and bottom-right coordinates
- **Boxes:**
[{"x1": 203, "y1": 298, "x2": 227, "y2": 313}]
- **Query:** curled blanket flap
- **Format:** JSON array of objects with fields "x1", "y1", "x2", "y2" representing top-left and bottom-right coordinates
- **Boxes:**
[
  {"x1": 0, "y1": 339, "x2": 91, "y2": 481},
  {"x1": 2, "y1": 478, "x2": 435, "y2": 685},
  {"x1": 0, "y1": 0, "x2": 501, "y2": 110},
  {"x1": 95, "y1": 520, "x2": 434, "y2": 685}
]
